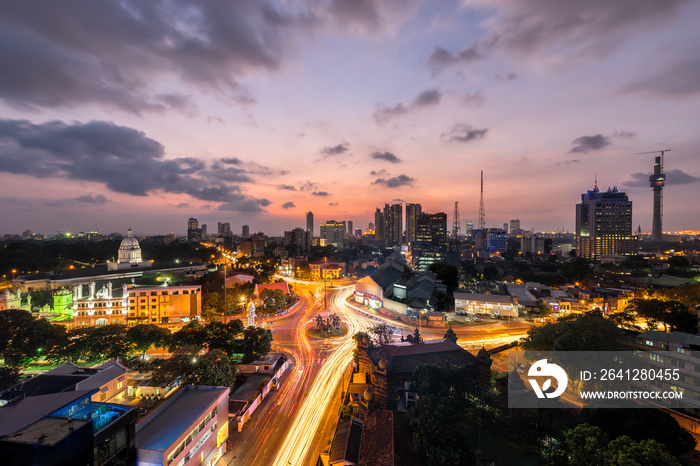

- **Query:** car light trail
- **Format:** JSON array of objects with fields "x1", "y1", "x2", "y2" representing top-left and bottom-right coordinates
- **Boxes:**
[{"x1": 272, "y1": 286, "x2": 369, "y2": 466}]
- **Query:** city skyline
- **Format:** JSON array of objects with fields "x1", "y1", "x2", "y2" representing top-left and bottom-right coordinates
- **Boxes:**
[{"x1": 1, "y1": 1, "x2": 700, "y2": 236}]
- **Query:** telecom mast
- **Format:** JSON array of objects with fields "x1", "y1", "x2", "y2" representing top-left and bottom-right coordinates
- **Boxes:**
[
  {"x1": 478, "y1": 171, "x2": 485, "y2": 230},
  {"x1": 452, "y1": 201, "x2": 461, "y2": 239},
  {"x1": 637, "y1": 150, "x2": 669, "y2": 241}
]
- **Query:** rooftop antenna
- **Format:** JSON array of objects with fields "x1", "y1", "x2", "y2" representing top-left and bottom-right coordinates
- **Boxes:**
[
  {"x1": 478, "y1": 171, "x2": 485, "y2": 230},
  {"x1": 636, "y1": 150, "x2": 670, "y2": 241}
]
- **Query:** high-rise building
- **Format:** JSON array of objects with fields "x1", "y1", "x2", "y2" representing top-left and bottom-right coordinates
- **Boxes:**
[
  {"x1": 415, "y1": 212, "x2": 447, "y2": 246},
  {"x1": 383, "y1": 203, "x2": 403, "y2": 246},
  {"x1": 466, "y1": 222, "x2": 474, "y2": 238},
  {"x1": 320, "y1": 220, "x2": 346, "y2": 244},
  {"x1": 306, "y1": 211, "x2": 314, "y2": 236},
  {"x1": 405, "y1": 203, "x2": 422, "y2": 244},
  {"x1": 487, "y1": 229, "x2": 507, "y2": 253},
  {"x1": 412, "y1": 212, "x2": 456, "y2": 271},
  {"x1": 368, "y1": 222, "x2": 375, "y2": 233},
  {"x1": 374, "y1": 209, "x2": 385, "y2": 242},
  {"x1": 218, "y1": 222, "x2": 231, "y2": 236},
  {"x1": 242, "y1": 225, "x2": 250, "y2": 239},
  {"x1": 503, "y1": 223, "x2": 508, "y2": 234},
  {"x1": 576, "y1": 183, "x2": 636, "y2": 260},
  {"x1": 509, "y1": 219, "x2": 521, "y2": 236},
  {"x1": 284, "y1": 228, "x2": 312, "y2": 253},
  {"x1": 355, "y1": 228, "x2": 362, "y2": 237},
  {"x1": 347, "y1": 221, "x2": 353, "y2": 237},
  {"x1": 187, "y1": 217, "x2": 201, "y2": 242},
  {"x1": 201, "y1": 224, "x2": 207, "y2": 238}
]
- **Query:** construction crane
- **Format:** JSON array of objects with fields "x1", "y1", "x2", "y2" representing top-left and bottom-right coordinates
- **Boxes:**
[{"x1": 636, "y1": 149, "x2": 670, "y2": 241}]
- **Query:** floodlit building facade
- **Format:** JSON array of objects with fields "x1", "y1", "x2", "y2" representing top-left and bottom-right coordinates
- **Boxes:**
[{"x1": 576, "y1": 183, "x2": 637, "y2": 260}]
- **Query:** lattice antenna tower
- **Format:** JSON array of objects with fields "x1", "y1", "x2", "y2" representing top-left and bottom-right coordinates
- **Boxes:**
[
  {"x1": 478, "y1": 170, "x2": 485, "y2": 230},
  {"x1": 452, "y1": 201, "x2": 461, "y2": 239}
]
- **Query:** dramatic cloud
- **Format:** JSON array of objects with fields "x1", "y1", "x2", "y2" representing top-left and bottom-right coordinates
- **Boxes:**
[
  {"x1": 278, "y1": 184, "x2": 297, "y2": 191},
  {"x1": 0, "y1": 118, "x2": 269, "y2": 208},
  {"x1": 428, "y1": 45, "x2": 482, "y2": 72},
  {"x1": 282, "y1": 201, "x2": 296, "y2": 209},
  {"x1": 569, "y1": 134, "x2": 611, "y2": 153},
  {"x1": 622, "y1": 57, "x2": 700, "y2": 97},
  {"x1": 312, "y1": 191, "x2": 330, "y2": 196},
  {"x1": 412, "y1": 89, "x2": 442, "y2": 107},
  {"x1": 441, "y1": 124, "x2": 488, "y2": 143},
  {"x1": 373, "y1": 174, "x2": 415, "y2": 188},
  {"x1": 624, "y1": 169, "x2": 700, "y2": 188},
  {"x1": 370, "y1": 169, "x2": 389, "y2": 176},
  {"x1": 217, "y1": 196, "x2": 271, "y2": 213},
  {"x1": 327, "y1": 0, "x2": 380, "y2": 30},
  {"x1": 320, "y1": 143, "x2": 349, "y2": 157},
  {"x1": 373, "y1": 88, "x2": 443, "y2": 124},
  {"x1": 371, "y1": 151, "x2": 401, "y2": 164},
  {"x1": 0, "y1": 1, "x2": 315, "y2": 113},
  {"x1": 372, "y1": 104, "x2": 408, "y2": 124},
  {"x1": 220, "y1": 157, "x2": 243, "y2": 165},
  {"x1": 76, "y1": 194, "x2": 109, "y2": 204},
  {"x1": 470, "y1": 0, "x2": 688, "y2": 66}
]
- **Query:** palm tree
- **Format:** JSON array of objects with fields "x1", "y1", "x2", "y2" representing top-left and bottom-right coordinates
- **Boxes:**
[{"x1": 315, "y1": 314, "x2": 324, "y2": 331}]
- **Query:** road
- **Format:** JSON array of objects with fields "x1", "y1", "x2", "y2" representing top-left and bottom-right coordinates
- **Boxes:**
[{"x1": 229, "y1": 279, "x2": 533, "y2": 466}]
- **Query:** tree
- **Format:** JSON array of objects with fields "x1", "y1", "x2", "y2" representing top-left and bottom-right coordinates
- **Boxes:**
[
  {"x1": 127, "y1": 324, "x2": 171, "y2": 360},
  {"x1": 583, "y1": 408, "x2": 695, "y2": 456},
  {"x1": 0, "y1": 366, "x2": 21, "y2": 391},
  {"x1": 520, "y1": 313, "x2": 627, "y2": 352},
  {"x1": 411, "y1": 364, "x2": 476, "y2": 466},
  {"x1": 151, "y1": 347, "x2": 238, "y2": 388},
  {"x1": 564, "y1": 424, "x2": 681, "y2": 466},
  {"x1": 201, "y1": 291, "x2": 223, "y2": 322},
  {"x1": 626, "y1": 298, "x2": 697, "y2": 334},
  {"x1": 205, "y1": 319, "x2": 244, "y2": 357},
  {"x1": 0, "y1": 310, "x2": 66, "y2": 366},
  {"x1": 369, "y1": 323, "x2": 394, "y2": 345},
  {"x1": 239, "y1": 326, "x2": 273, "y2": 362},
  {"x1": 657, "y1": 282, "x2": 700, "y2": 310},
  {"x1": 482, "y1": 265, "x2": 499, "y2": 281},
  {"x1": 86, "y1": 324, "x2": 132, "y2": 361},
  {"x1": 260, "y1": 288, "x2": 286, "y2": 314},
  {"x1": 428, "y1": 262, "x2": 459, "y2": 291},
  {"x1": 168, "y1": 321, "x2": 208, "y2": 352},
  {"x1": 560, "y1": 257, "x2": 592, "y2": 282}
]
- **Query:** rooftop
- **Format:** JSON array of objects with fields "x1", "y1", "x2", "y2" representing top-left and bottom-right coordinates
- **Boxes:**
[
  {"x1": 2, "y1": 416, "x2": 91, "y2": 446},
  {"x1": 136, "y1": 386, "x2": 228, "y2": 451}
]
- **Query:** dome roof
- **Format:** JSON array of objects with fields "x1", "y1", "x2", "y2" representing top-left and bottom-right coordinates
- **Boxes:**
[
  {"x1": 378, "y1": 358, "x2": 390, "y2": 370},
  {"x1": 363, "y1": 389, "x2": 374, "y2": 401},
  {"x1": 119, "y1": 229, "x2": 140, "y2": 250}
]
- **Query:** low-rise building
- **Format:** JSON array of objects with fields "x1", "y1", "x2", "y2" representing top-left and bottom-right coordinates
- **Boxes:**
[
  {"x1": 136, "y1": 385, "x2": 229, "y2": 466},
  {"x1": 125, "y1": 285, "x2": 202, "y2": 326},
  {"x1": 453, "y1": 292, "x2": 518, "y2": 317}
]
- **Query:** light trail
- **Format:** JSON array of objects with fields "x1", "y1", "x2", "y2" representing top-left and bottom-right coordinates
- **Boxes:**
[{"x1": 272, "y1": 286, "x2": 370, "y2": 466}]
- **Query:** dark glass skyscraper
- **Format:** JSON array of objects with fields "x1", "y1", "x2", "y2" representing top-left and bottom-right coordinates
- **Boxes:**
[{"x1": 575, "y1": 183, "x2": 636, "y2": 260}]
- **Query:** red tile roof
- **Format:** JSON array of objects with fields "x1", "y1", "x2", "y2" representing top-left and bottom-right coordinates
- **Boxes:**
[{"x1": 254, "y1": 282, "x2": 290, "y2": 295}]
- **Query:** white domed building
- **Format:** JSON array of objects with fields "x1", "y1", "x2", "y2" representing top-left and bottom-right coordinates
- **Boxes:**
[{"x1": 107, "y1": 229, "x2": 153, "y2": 271}]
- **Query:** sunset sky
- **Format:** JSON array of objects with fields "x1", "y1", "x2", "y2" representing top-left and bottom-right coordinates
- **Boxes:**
[{"x1": 1, "y1": 0, "x2": 699, "y2": 236}]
